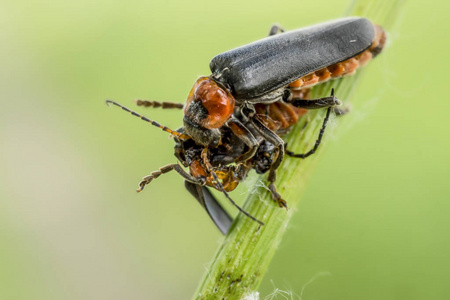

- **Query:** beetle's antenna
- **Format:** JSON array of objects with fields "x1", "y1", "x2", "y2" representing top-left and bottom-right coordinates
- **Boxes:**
[
  {"x1": 106, "y1": 100, "x2": 190, "y2": 140},
  {"x1": 135, "y1": 100, "x2": 184, "y2": 109}
]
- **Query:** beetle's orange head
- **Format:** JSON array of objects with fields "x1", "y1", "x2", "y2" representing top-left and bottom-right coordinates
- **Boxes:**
[{"x1": 183, "y1": 77, "x2": 235, "y2": 147}]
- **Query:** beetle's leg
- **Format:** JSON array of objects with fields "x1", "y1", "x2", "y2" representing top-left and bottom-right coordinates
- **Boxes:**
[
  {"x1": 200, "y1": 148, "x2": 264, "y2": 227},
  {"x1": 265, "y1": 104, "x2": 270, "y2": 119},
  {"x1": 235, "y1": 163, "x2": 252, "y2": 181},
  {"x1": 226, "y1": 118, "x2": 259, "y2": 163},
  {"x1": 211, "y1": 169, "x2": 264, "y2": 226},
  {"x1": 289, "y1": 88, "x2": 341, "y2": 109},
  {"x1": 286, "y1": 106, "x2": 332, "y2": 159},
  {"x1": 137, "y1": 163, "x2": 200, "y2": 192},
  {"x1": 135, "y1": 100, "x2": 184, "y2": 109},
  {"x1": 249, "y1": 117, "x2": 288, "y2": 209},
  {"x1": 268, "y1": 24, "x2": 285, "y2": 36},
  {"x1": 286, "y1": 89, "x2": 336, "y2": 158},
  {"x1": 174, "y1": 144, "x2": 188, "y2": 167},
  {"x1": 267, "y1": 171, "x2": 288, "y2": 209},
  {"x1": 249, "y1": 117, "x2": 284, "y2": 170}
]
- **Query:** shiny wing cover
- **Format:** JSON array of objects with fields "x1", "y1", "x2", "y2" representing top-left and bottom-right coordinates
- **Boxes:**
[
  {"x1": 210, "y1": 17, "x2": 375, "y2": 99},
  {"x1": 184, "y1": 181, "x2": 233, "y2": 235}
]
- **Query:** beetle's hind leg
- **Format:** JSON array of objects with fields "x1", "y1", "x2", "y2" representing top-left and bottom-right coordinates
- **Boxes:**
[
  {"x1": 268, "y1": 24, "x2": 285, "y2": 36},
  {"x1": 137, "y1": 163, "x2": 200, "y2": 192},
  {"x1": 286, "y1": 105, "x2": 332, "y2": 159},
  {"x1": 288, "y1": 88, "x2": 341, "y2": 109}
]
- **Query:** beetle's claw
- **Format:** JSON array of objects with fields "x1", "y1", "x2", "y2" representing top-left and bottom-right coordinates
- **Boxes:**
[{"x1": 277, "y1": 199, "x2": 289, "y2": 210}]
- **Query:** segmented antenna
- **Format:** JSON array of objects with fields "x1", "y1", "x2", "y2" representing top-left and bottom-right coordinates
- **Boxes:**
[
  {"x1": 106, "y1": 100, "x2": 190, "y2": 140},
  {"x1": 135, "y1": 100, "x2": 184, "y2": 109}
]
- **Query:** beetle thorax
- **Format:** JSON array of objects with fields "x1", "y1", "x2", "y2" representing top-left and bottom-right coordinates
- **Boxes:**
[{"x1": 183, "y1": 77, "x2": 235, "y2": 147}]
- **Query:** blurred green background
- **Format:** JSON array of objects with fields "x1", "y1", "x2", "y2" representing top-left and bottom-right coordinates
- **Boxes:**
[{"x1": 1, "y1": 0, "x2": 449, "y2": 299}]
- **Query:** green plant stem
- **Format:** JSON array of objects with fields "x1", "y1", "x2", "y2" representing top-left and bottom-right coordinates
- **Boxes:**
[{"x1": 194, "y1": 0, "x2": 403, "y2": 298}]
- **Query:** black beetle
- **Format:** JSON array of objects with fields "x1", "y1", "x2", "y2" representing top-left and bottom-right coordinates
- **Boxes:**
[{"x1": 107, "y1": 17, "x2": 386, "y2": 234}]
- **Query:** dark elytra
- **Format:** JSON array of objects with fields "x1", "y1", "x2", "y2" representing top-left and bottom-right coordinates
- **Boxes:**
[{"x1": 210, "y1": 17, "x2": 374, "y2": 100}]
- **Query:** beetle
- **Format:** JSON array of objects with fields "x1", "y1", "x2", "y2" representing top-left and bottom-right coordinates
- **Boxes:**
[
  {"x1": 107, "y1": 17, "x2": 386, "y2": 234},
  {"x1": 105, "y1": 95, "x2": 318, "y2": 233},
  {"x1": 180, "y1": 17, "x2": 385, "y2": 207},
  {"x1": 106, "y1": 99, "x2": 263, "y2": 233}
]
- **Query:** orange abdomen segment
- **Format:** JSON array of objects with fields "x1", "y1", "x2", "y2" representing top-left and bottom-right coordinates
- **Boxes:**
[
  {"x1": 255, "y1": 101, "x2": 307, "y2": 132},
  {"x1": 288, "y1": 24, "x2": 386, "y2": 90},
  {"x1": 190, "y1": 160, "x2": 239, "y2": 192}
]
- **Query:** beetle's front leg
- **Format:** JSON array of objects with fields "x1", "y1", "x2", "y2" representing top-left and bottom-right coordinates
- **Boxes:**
[{"x1": 137, "y1": 163, "x2": 201, "y2": 192}]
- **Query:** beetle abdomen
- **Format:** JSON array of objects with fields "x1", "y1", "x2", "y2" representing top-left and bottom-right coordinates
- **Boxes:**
[
  {"x1": 210, "y1": 17, "x2": 376, "y2": 100},
  {"x1": 254, "y1": 100, "x2": 308, "y2": 133},
  {"x1": 288, "y1": 24, "x2": 386, "y2": 90}
]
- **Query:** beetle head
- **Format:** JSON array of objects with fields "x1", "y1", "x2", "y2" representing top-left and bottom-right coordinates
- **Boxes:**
[{"x1": 183, "y1": 77, "x2": 235, "y2": 147}]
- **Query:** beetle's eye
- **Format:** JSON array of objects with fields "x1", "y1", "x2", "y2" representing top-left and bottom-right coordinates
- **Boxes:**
[{"x1": 186, "y1": 78, "x2": 235, "y2": 129}]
